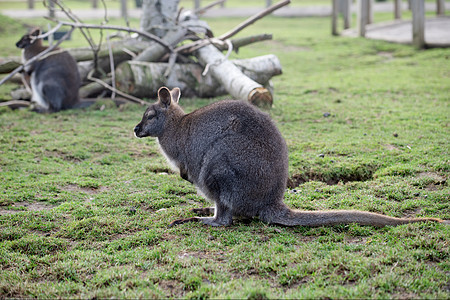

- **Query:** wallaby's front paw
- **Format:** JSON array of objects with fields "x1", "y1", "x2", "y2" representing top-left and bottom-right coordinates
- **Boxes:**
[{"x1": 168, "y1": 217, "x2": 200, "y2": 227}]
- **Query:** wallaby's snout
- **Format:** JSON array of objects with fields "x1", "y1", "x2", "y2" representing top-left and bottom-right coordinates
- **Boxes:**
[
  {"x1": 16, "y1": 36, "x2": 31, "y2": 49},
  {"x1": 134, "y1": 123, "x2": 143, "y2": 138},
  {"x1": 134, "y1": 124, "x2": 141, "y2": 133}
]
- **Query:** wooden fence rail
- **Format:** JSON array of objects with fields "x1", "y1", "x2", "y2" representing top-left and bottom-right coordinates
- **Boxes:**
[{"x1": 332, "y1": 0, "x2": 447, "y2": 48}]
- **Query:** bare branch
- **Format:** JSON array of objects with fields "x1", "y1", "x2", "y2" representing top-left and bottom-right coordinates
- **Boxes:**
[
  {"x1": 33, "y1": 22, "x2": 63, "y2": 40},
  {"x1": 202, "y1": 39, "x2": 232, "y2": 76},
  {"x1": 46, "y1": 0, "x2": 102, "y2": 71},
  {"x1": 87, "y1": 70, "x2": 150, "y2": 106},
  {"x1": 217, "y1": 34, "x2": 272, "y2": 52},
  {"x1": 176, "y1": 33, "x2": 272, "y2": 55},
  {"x1": 164, "y1": 52, "x2": 178, "y2": 78},
  {"x1": 194, "y1": 0, "x2": 227, "y2": 15},
  {"x1": 174, "y1": 0, "x2": 289, "y2": 54},
  {"x1": 107, "y1": 35, "x2": 117, "y2": 100},
  {"x1": 54, "y1": 20, "x2": 173, "y2": 52},
  {"x1": 218, "y1": 0, "x2": 291, "y2": 40}
]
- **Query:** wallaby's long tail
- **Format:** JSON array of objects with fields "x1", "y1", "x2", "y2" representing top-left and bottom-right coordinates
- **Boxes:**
[{"x1": 261, "y1": 204, "x2": 443, "y2": 227}]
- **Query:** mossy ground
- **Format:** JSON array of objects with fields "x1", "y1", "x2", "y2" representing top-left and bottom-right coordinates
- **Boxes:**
[{"x1": 0, "y1": 9, "x2": 449, "y2": 299}]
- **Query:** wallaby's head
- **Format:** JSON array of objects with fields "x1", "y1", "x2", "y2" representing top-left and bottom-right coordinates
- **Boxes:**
[
  {"x1": 134, "y1": 86, "x2": 182, "y2": 138},
  {"x1": 16, "y1": 28, "x2": 41, "y2": 49}
]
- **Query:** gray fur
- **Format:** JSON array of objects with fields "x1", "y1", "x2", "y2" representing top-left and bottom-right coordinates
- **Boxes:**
[{"x1": 134, "y1": 86, "x2": 444, "y2": 227}]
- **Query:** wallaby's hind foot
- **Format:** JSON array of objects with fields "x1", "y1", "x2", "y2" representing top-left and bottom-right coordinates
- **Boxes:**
[
  {"x1": 168, "y1": 217, "x2": 200, "y2": 227},
  {"x1": 190, "y1": 207, "x2": 215, "y2": 216},
  {"x1": 169, "y1": 216, "x2": 233, "y2": 227},
  {"x1": 200, "y1": 216, "x2": 233, "y2": 227}
]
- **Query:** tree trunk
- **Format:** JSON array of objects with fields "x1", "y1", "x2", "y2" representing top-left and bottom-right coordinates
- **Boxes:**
[
  {"x1": 140, "y1": 0, "x2": 179, "y2": 38},
  {"x1": 115, "y1": 55, "x2": 281, "y2": 99}
]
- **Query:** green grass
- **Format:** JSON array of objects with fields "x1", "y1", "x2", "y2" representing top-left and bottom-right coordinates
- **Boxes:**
[{"x1": 1, "y1": 10, "x2": 449, "y2": 299}]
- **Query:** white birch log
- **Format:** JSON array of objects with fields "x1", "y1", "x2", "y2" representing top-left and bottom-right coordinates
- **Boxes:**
[
  {"x1": 195, "y1": 44, "x2": 273, "y2": 106},
  {"x1": 115, "y1": 54, "x2": 281, "y2": 100}
]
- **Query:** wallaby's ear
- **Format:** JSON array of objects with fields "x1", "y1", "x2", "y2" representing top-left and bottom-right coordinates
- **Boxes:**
[
  {"x1": 170, "y1": 88, "x2": 181, "y2": 103},
  {"x1": 30, "y1": 28, "x2": 41, "y2": 37},
  {"x1": 158, "y1": 86, "x2": 171, "y2": 107}
]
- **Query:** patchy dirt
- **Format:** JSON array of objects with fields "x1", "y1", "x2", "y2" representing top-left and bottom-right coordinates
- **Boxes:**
[
  {"x1": 402, "y1": 208, "x2": 424, "y2": 218},
  {"x1": 44, "y1": 150, "x2": 84, "y2": 163},
  {"x1": 0, "y1": 201, "x2": 57, "y2": 215},
  {"x1": 61, "y1": 184, "x2": 108, "y2": 194},
  {"x1": 177, "y1": 250, "x2": 227, "y2": 261},
  {"x1": 156, "y1": 279, "x2": 186, "y2": 298},
  {"x1": 287, "y1": 170, "x2": 375, "y2": 188},
  {"x1": 345, "y1": 236, "x2": 370, "y2": 245},
  {"x1": 417, "y1": 172, "x2": 447, "y2": 191},
  {"x1": 377, "y1": 51, "x2": 394, "y2": 62},
  {"x1": 384, "y1": 144, "x2": 400, "y2": 151},
  {"x1": 417, "y1": 172, "x2": 446, "y2": 181}
]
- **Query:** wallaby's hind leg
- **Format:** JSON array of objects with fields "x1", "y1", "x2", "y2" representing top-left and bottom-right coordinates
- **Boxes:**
[
  {"x1": 190, "y1": 207, "x2": 215, "y2": 216},
  {"x1": 189, "y1": 207, "x2": 253, "y2": 223},
  {"x1": 199, "y1": 202, "x2": 233, "y2": 226},
  {"x1": 169, "y1": 203, "x2": 233, "y2": 227},
  {"x1": 43, "y1": 84, "x2": 65, "y2": 112}
]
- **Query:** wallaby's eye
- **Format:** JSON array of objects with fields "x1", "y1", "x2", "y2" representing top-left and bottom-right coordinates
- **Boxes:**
[{"x1": 146, "y1": 110, "x2": 157, "y2": 119}]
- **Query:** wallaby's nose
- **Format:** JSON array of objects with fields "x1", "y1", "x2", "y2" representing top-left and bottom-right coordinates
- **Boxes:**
[{"x1": 134, "y1": 125, "x2": 141, "y2": 133}]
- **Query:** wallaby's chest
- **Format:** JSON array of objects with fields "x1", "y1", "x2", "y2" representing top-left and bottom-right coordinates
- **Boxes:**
[
  {"x1": 30, "y1": 72, "x2": 48, "y2": 110},
  {"x1": 157, "y1": 139, "x2": 180, "y2": 173}
]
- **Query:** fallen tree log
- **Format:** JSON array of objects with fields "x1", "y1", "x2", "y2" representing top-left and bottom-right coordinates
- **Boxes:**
[
  {"x1": 77, "y1": 53, "x2": 131, "y2": 82},
  {"x1": 0, "y1": 58, "x2": 22, "y2": 74},
  {"x1": 196, "y1": 44, "x2": 273, "y2": 106},
  {"x1": 115, "y1": 54, "x2": 281, "y2": 99},
  {"x1": 76, "y1": 39, "x2": 155, "y2": 81},
  {"x1": 79, "y1": 78, "x2": 112, "y2": 98}
]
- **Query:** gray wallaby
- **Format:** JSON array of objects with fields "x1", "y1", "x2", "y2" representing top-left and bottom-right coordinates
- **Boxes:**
[
  {"x1": 16, "y1": 28, "x2": 83, "y2": 112},
  {"x1": 134, "y1": 86, "x2": 446, "y2": 227}
]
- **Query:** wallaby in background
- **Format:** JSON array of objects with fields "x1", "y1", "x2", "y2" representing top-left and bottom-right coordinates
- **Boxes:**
[
  {"x1": 16, "y1": 28, "x2": 81, "y2": 112},
  {"x1": 134, "y1": 86, "x2": 447, "y2": 227}
]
